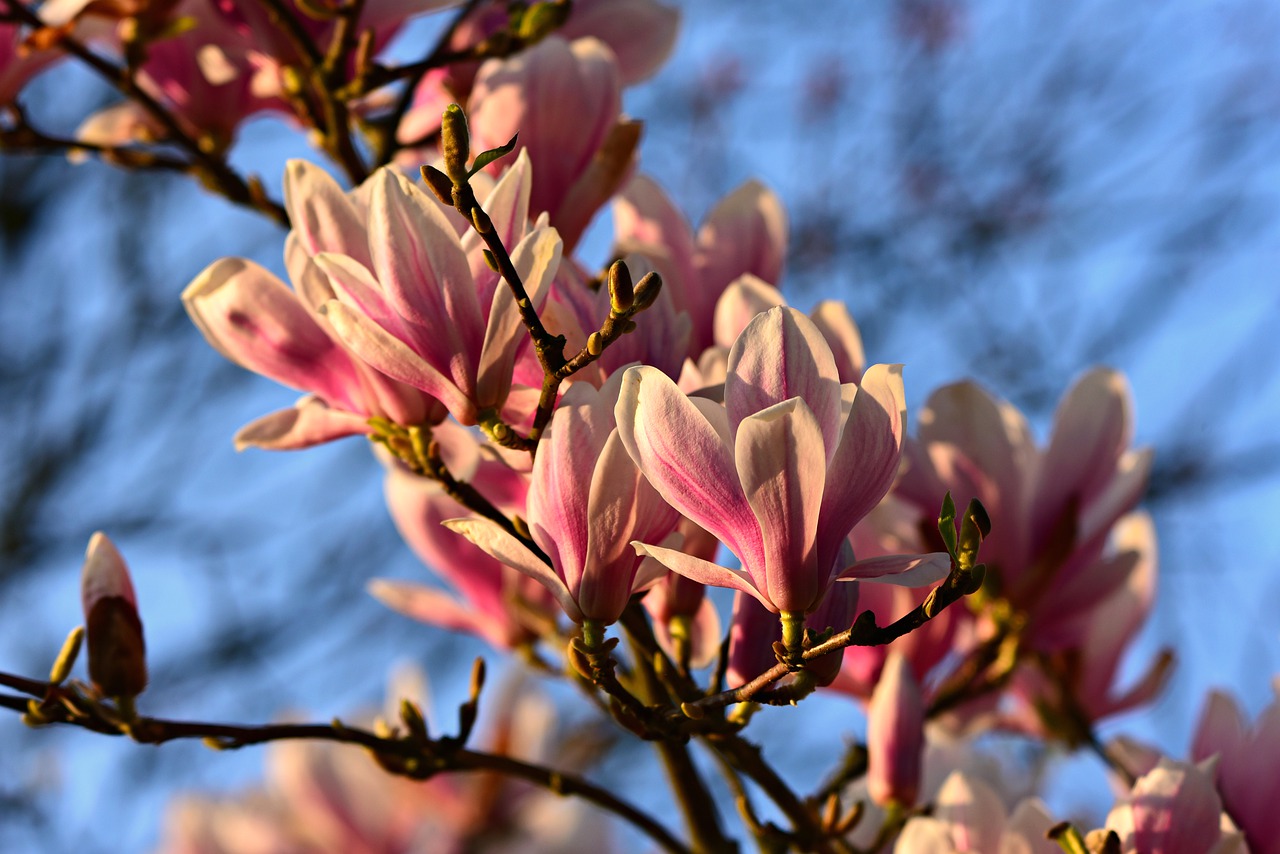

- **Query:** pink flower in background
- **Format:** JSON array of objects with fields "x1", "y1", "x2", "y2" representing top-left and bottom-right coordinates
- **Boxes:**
[
  {"x1": 467, "y1": 35, "x2": 632, "y2": 251},
  {"x1": 613, "y1": 174, "x2": 787, "y2": 356},
  {"x1": 0, "y1": 20, "x2": 63, "y2": 104},
  {"x1": 447, "y1": 374, "x2": 680, "y2": 625},
  {"x1": 1191, "y1": 680, "x2": 1280, "y2": 854},
  {"x1": 1103, "y1": 758, "x2": 1247, "y2": 854},
  {"x1": 370, "y1": 423, "x2": 559, "y2": 650},
  {"x1": 894, "y1": 772, "x2": 1058, "y2": 854},
  {"x1": 617, "y1": 306, "x2": 948, "y2": 619},
  {"x1": 867, "y1": 652, "x2": 926, "y2": 807}
]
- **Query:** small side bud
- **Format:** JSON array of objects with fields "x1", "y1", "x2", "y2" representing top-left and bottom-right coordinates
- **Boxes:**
[
  {"x1": 607, "y1": 260, "x2": 634, "y2": 314},
  {"x1": 586, "y1": 332, "x2": 604, "y2": 356},
  {"x1": 482, "y1": 248, "x2": 500, "y2": 273},
  {"x1": 441, "y1": 104, "x2": 470, "y2": 184},
  {"x1": 632, "y1": 270, "x2": 663, "y2": 311},
  {"x1": 81, "y1": 533, "x2": 147, "y2": 700},
  {"x1": 420, "y1": 164, "x2": 454, "y2": 204},
  {"x1": 399, "y1": 698, "x2": 429, "y2": 741},
  {"x1": 49, "y1": 626, "x2": 85, "y2": 685}
]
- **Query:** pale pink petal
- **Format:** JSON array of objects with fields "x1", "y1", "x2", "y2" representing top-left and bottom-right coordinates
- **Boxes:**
[
  {"x1": 809, "y1": 300, "x2": 866, "y2": 384},
  {"x1": 613, "y1": 174, "x2": 697, "y2": 297},
  {"x1": 634, "y1": 543, "x2": 768, "y2": 609},
  {"x1": 1192, "y1": 691, "x2": 1246, "y2": 768},
  {"x1": 1078, "y1": 447, "x2": 1153, "y2": 548},
  {"x1": 694, "y1": 178, "x2": 787, "y2": 323},
  {"x1": 283, "y1": 159, "x2": 371, "y2": 269},
  {"x1": 616, "y1": 366, "x2": 765, "y2": 573},
  {"x1": 368, "y1": 579, "x2": 513, "y2": 650},
  {"x1": 560, "y1": 0, "x2": 680, "y2": 84},
  {"x1": 713, "y1": 274, "x2": 786, "y2": 350},
  {"x1": 183, "y1": 257, "x2": 359, "y2": 409},
  {"x1": 233, "y1": 396, "x2": 371, "y2": 451},
  {"x1": 444, "y1": 518, "x2": 582, "y2": 623},
  {"x1": 1001, "y1": 800, "x2": 1060, "y2": 854},
  {"x1": 818, "y1": 365, "x2": 907, "y2": 574},
  {"x1": 578, "y1": 432, "x2": 647, "y2": 622},
  {"x1": 837, "y1": 553, "x2": 951, "y2": 587},
  {"x1": 933, "y1": 772, "x2": 1006, "y2": 854},
  {"x1": 553, "y1": 118, "x2": 642, "y2": 252},
  {"x1": 867, "y1": 653, "x2": 925, "y2": 806},
  {"x1": 894, "y1": 817, "x2": 957, "y2": 853},
  {"x1": 1126, "y1": 759, "x2": 1225, "y2": 854},
  {"x1": 734, "y1": 398, "x2": 827, "y2": 612},
  {"x1": 322, "y1": 299, "x2": 476, "y2": 422},
  {"x1": 725, "y1": 306, "x2": 842, "y2": 453}
]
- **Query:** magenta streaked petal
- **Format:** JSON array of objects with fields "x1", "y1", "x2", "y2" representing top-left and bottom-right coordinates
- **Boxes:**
[
  {"x1": 283, "y1": 159, "x2": 371, "y2": 269},
  {"x1": 725, "y1": 306, "x2": 842, "y2": 453},
  {"x1": 577, "y1": 431, "x2": 646, "y2": 622},
  {"x1": 1123, "y1": 759, "x2": 1226, "y2": 854},
  {"x1": 313, "y1": 251, "x2": 400, "y2": 333},
  {"x1": 735, "y1": 398, "x2": 826, "y2": 612},
  {"x1": 183, "y1": 257, "x2": 358, "y2": 408},
  {"x1": 444, "y1": 518, "x2": 583, "y2": 624},
  {"x1": 322, "y1": 299, "x2": 476, "y2": 423},
  {"x1": 1191, "y1": 692, "x2": 1246, "y2": 767},
  {"x1": 867, "y1": 652, "x2": 924, "y2": 807},
  {"x1": 615, "y1": 366, "x2": 765, "y2": 572},
  {"x1": 233, "y1": 396, "x2": 372, "y2": 451},
  {"x1": 818, "y1": 364, "x2": 906, "y2": 574},
  {"x1": 694, "y1": 178, "x2": 787, "y2": 295}
]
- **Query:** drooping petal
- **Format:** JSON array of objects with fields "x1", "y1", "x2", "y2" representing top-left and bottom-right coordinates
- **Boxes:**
[
  {"x1": 725, "y1": 306, "x2": 842, "y2": 454},
  {"x1": 634, "y1": 542, "x2": 768, "y2": 608},
  {"x1": 234, "y1": 396, "x2": 372, "y2": 451},
  {"x1": 368, "y1": 580, "x2": 516, "y2": 650},
  {"x1": 444, "y1": 518, "x2": 582, "y2": 623},
  {"x1": 734, "y1": 398, "x2": 827, "y2": 612},
  {"x1": 837, "y1": 553, "x2": 951, "y2": 587}
]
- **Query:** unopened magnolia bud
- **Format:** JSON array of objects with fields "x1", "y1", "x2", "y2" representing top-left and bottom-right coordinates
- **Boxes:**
[
  {"x1": 608, "y1": 260, "x2": 634, "y2": 314},
  {"x1": 80, "y1": 533, "x2": 147, "y2": 699},
  {"x1": 420, "y1": 164, "x2": 454, "y2": 204},
  {"x1": 866, "y1": 653, "x2": 924, "y2": 807},
  {"x1": 441, "y1": 104, "x2": 470, "y2": 184},
  {"x1": 632, "y1": 270, "x2": 663, "y2": 311}
]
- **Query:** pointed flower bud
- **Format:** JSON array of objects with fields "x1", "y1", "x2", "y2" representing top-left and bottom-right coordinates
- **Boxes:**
[
  {"x1": 441, "y1": 104, "x2": 471, "y2": 184},
  {"x1": 80, "y1": 533, "x2": 147, "y2": 699},
  {"x1": 608, "y1": 259, "x2": 635, "y2": 314},
  {"x1": 866, "y1": 653, "x2": 924, "y2": 807}
]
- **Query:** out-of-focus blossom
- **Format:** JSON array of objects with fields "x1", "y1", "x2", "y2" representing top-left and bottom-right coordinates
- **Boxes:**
[
  {"x1": 894, "y1": 0, "x2": 968, "y2": 54},
  {"x1": 466, "y1": 36, "x2": 632, "y2": 250},
  {"x1": 1102, "y1": 758, "x2": 1247, "y2": 854},
  {"x1": 315, "y1": 158, "x2": 562, "y2": 426},
  {"x1": 1191, "y1": 680, "x2": 1280, "y2": 854},
  {"x1": 156, "y1": 673, "x2": 614, "y2": 853},
  {"x1": 613, "y1": 174, "x2": 787, "y2": 356},
  {"x1": 370, "y1": 424, "x2": 559, "y2": 650},
  {"x1": 1, "y1": 20, "x2": 63, "y2": 104},
  {"x1": 643, "y1": 516, "x2": 720, "y2": 668},
  {"x1": 893, "y1": 771, "x2": 1058, "y2": 854},
  {"x1": 617, "y1": 306, "x2": 948, "y2": 622},
  {"x1": 80, "y1": 532, "x2": 147, "y2": 698},
  {"x1": 447, "y1": 374, "x2": 679, "y2": 625},
  {"x1": 867, "y1": 653, "x2": 925, "y2": 807}
]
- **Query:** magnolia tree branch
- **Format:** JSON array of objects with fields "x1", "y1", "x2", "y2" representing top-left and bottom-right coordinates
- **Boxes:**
[
  {"x1": 7, "y1": 0, "x2": 288, "y2": 225},
  {"x1": 0, "y1": 675, "x2": 692, "y2": 854}
]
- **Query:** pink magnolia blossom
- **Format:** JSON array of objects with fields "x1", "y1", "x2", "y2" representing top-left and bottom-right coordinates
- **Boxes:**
[
  {"x1": 446, "y1": 374, "x2": 680, "y2": 626},
  {"x1": 613, "y1": 174, "x2": 787, "y2": 356},
  {"x1": 894, "y1": 772, "x2": 1059, "y2": 854},
  {"x1": 616, "y1": 306, "x2": 948, "y2": 622},
  {"x1": 726, "y1": 578, "x2": 859, "y2": 688},
  {"x1": 1, "y1": 20, "x2": 63, "y2": 104},
  {"x1": 1191, "y1": 680, "x2": 1280, "y2": 854},
  {"x1": 1103, "y1": 758, "x2": 1247, "y2": 854},
  {"x1": 370, "y1": 424, "x2": 559, "y2": 650},
  {"x1": 314, "y1": 156, "x2": 562, "y2": 426},
  {"x1": 466, "y1": 35, "x2": 632, "y2": 251}
]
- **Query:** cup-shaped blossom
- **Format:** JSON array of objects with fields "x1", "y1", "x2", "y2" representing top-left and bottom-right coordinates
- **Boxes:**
[
  {"x1": 446, "y1": 375, "x2": 680, "y2": 626},
  {"x1": 81, "y1": 532, "x2": 147, "y2": 699},
  {"x1": 315, "y1": 160, "x2": 563, "y2": 426},
  {"x1": 1102, "y1": 758, "x2": 1247, "y2": 854},
  {"x1": 616, "y1": 306, "x2": 949, "y2": 621},
  {"x1": 1191, "y1": 680, "x2": 1280, "y2": 854},
  {"x1": 867, "y1": 653, "x2": 926, "y2": 807}
]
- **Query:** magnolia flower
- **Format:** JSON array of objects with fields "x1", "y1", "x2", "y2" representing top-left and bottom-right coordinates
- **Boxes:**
[
  {"x1": 616, "y1": 306, "x2": 948, "y2": 626},
  {"x1": 370, "y1": 424, "x2": 558, "y2": 650},
  {"x1": 446, "y1": 374, "x2": 680, "y2": 626},
  {"x1": 80, "y1": 532, "x2": 147, "y2": 699},
  {"x1": 1191, "y1": 680, "x2": 1280, "y2": 854},
  {"x1": 894, "y1": 772, "x2": 1059, "y2": 854},
  {"x1": 867, "y1": 653, "x2": 926, "y2": 807},
  {"x1": 613, "y1": 173, "x2": 787, "y2": 356},
  {"x1": 1102, "y1": 758, "x2": 1247, "y2": 854}
]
